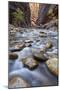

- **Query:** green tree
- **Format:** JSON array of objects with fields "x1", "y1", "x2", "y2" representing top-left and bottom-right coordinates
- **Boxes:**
[{"x1": 12, "y1": 8, "x2": 24, "y2": 26}]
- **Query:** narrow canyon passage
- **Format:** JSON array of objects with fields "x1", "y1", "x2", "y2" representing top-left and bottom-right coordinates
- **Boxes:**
[
  {"x1": 8, "y1": 2, "x2": 58, "y2": 89},
  {"x1": 9, "y1": 2, "x2": 58, "y2": 28}
]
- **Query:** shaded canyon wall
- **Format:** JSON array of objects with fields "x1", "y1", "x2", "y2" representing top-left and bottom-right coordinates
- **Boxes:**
[{"x1": 9, "y1": 2, "x2": 58, "y2": 28}]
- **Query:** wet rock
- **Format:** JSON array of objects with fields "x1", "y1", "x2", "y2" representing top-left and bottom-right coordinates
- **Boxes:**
[
  {"x1": 14, "y1": 28, "x2": 20, "y2": 32},
  {"x1": 9, "y1": 76, "x2": 30, "y2": 88},
  {"x1": 10, "y1": 42, "x2": 25, "y2": 52},
  {"x1": 10, "y1": 30, "x2": 16, "y2": 33},
  {"x1": 25, "y1": 39, "x2": 33, "y2": 43},
  {"x1": 39, "y1": 31, "x2": 47, "y2": 37},
  {"x1": 15, "y1": 43, "x2": 25, "y2": 50},
  {"x1": 22, "y1": 57, "x2": 38, "y2": 70},
  {"x1": 39, "y1": 47, "x2": 46, "y2": 53},
  {"x1": 45, "y1": 40, "x2": 53, "y2": 49},
  {"x1": 9, "y1": 53, "x2": 18, "y2": 60},
  {"x1": 46, "y1": 58, "x2": 58, "y2": 76},
  {"x1": 33, "y1": 51, "x2": 48, "y2": 62},
  {"x1": 9, "y1": 24, "x2": 15, "y2": 30},
  {"x1": 24, "y1": 39, "x2": 33, "y2": 47},
  {"x1": 32, "y1": 44, "x2": 46, "y2": 53},
  {"x1": 25, "y1": 43, "x2": 32, "y2": 47}
]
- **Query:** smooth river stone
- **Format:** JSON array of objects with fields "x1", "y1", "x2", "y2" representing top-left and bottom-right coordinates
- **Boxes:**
[
  {"x1": 14, "y1": 43, "x2": 25, "y2": 49},
  {"x1": 39, "y1": 31, "x2": 47, "y2": 37},
  {"x1": 46, "y1": 58, "x2": 58, "y2": 76},
  {"x1": 10, "y1": 42, "x2": 25, "y2": 52},
  {"x1": 25, "y1": 39, "x2": 33, "y2": 43},
  {"x1": 25, "y1": 43, "x2": 32, "y2": 47},
  {"x1": 9, "y1": 76, "x2": 30, "y2": 88},
  {"x1": 33, "y1": 52, "x2": 48, "y2": 62},
  {"x1": 45, "y1": 40, "x2": 53, "y2": 49},
  {"x1": 9, "y1": 53, "x2": 18, "y2": 60}
]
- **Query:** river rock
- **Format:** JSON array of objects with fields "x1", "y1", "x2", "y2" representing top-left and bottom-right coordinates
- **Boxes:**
[
  {"x1": 33, "y1": 51, "x2": 48, "y2": 62},
  {"x1": 32, "y1": 44, "x2": 46, "y2": 53},
  {"x1": 10, "y1": 42, "x2": 25, "y2": 52},
  {"x1": 39, "y1": 31, "x2": 47, "y2": 37},
  {"x1": 15, "y1": 42, "x2": 25, "y2": 50},
  {"x1": 22, "y1": 57, "x2": 38, "y2": 70},
  {"x1": 10, "y1": 30, "x2": 16, "y2": 33},
  {"x1": 25, "y1": 43, "x2": 32, "y2": 47},
  {"x1": 9, "y1": 24, "x2": 15, "y2": 31},
  {"x1": 46, "y1": 58, "x2": 58, "y2": 76},
  {"x1": 9, "y1": 53, "x2": 18, "y2": 60},
  {"x1": 45, "y1": 40, "x2": 53, "y2": 49},
  {"x1": 24, "y1": 39, "x2": 33, "y2": 47},
  {"x1": 25, "y1": 39, "x2": 33, "y2": 43},
  {"x1": 9, "y1": 76, "x2": 30, "y2": 88}
]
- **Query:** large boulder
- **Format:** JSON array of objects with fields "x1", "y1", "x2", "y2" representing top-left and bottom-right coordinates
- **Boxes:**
[
  {"x1": 33, "y1": 52, "x2": 48, "y2": 62},
  {"x1": 46, "y1": 58, "x2": 58, "y2": 76},
  {"x1": 22, "y1": 56, "x2": 38, "y2": 70}
]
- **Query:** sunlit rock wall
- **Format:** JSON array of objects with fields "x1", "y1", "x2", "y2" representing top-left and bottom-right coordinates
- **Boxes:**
[{"x1": 29, "y1": 3, "x2": 39, "y2": 26}]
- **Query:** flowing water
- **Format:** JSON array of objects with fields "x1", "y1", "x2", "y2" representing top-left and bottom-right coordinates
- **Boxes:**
[{"x1": 9, "y1": 28, "x2": 58, "y2": 87}]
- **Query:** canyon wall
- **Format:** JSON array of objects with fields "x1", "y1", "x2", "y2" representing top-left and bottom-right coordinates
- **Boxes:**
[{"x1": 9, "y1": 2, "x2": 31, "y2": 27}]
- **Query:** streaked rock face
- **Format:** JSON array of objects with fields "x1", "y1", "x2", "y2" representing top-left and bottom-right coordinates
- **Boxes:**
[
  {"x1": 9, "y1": 76, "x2": 30, "y2": 88},
  {"x1": 46, "y1": 58, "x2": 58, "y2": 76},
  {"x1": 29, "y1": 3, "x2": 39, "y2": 26}
]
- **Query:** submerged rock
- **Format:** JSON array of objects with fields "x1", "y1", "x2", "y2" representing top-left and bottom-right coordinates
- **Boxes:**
[
  {"x1": 46, "y1": 58, "x2": 58, "y2": 76},
  {"x1": 22, "y1": 56, "x2": 38, "y2": 70},
  {"x1": 9, "y1": 53, "x2": 18, "y2": 60},
  {"x1": 9, "y1": 76, "x2": 30, "y2": 88}
]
